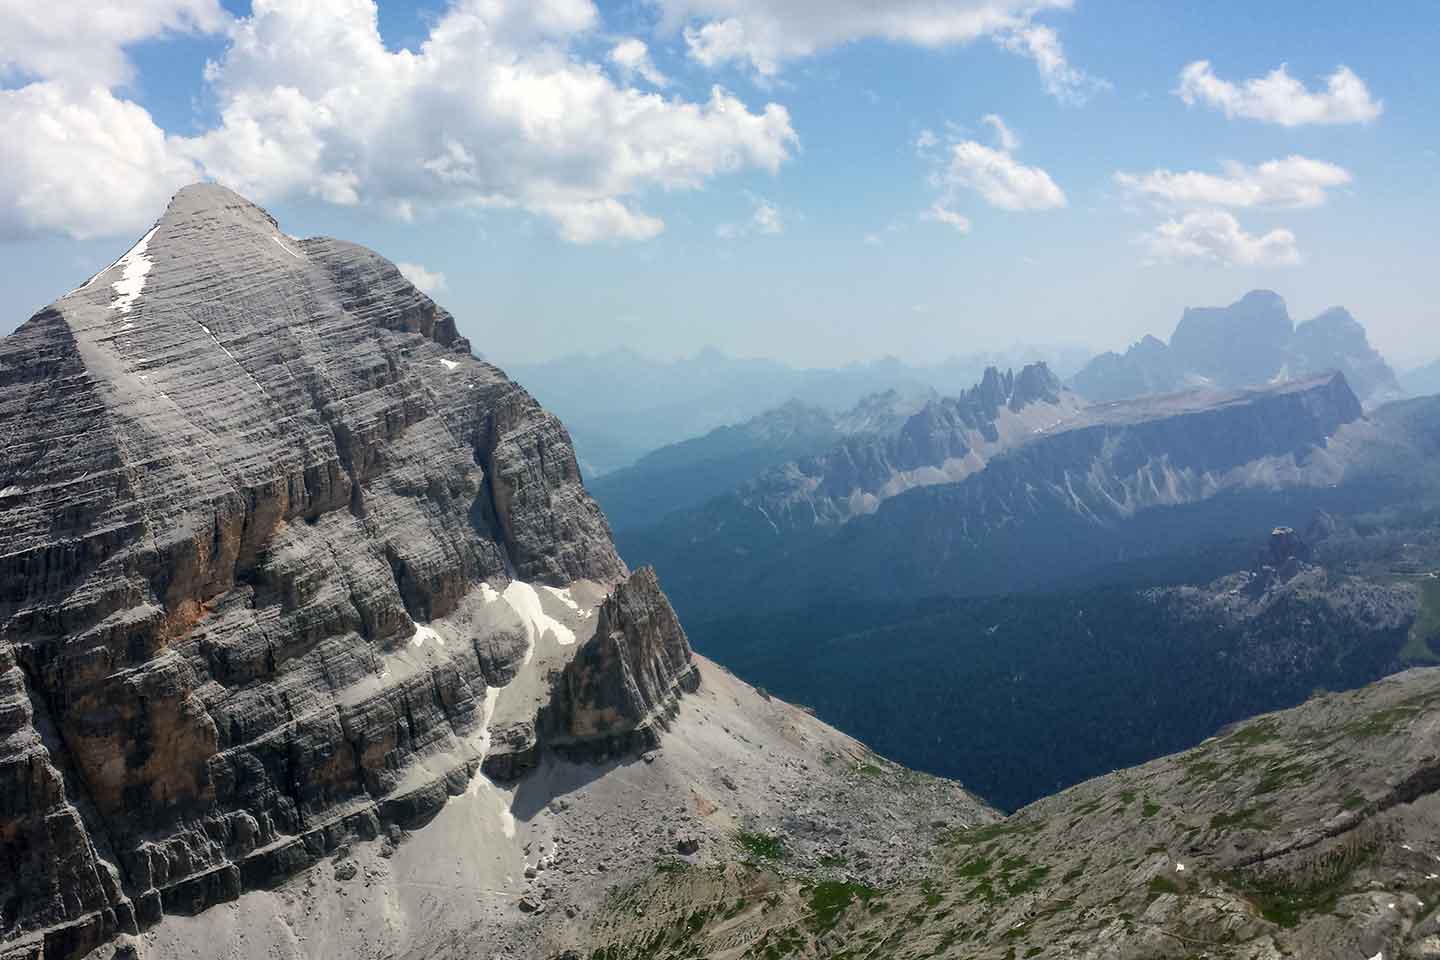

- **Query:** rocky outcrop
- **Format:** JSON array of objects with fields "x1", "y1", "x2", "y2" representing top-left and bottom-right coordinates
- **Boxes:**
[
  {"x1": 0, "y1": 184, "x2": 640, "y2": 958},
  {"x1": 545, "y1": 567, "x2": 700, "y2": 760}
]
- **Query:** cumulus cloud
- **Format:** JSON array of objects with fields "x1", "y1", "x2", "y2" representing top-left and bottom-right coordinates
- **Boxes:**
[
  {"x1": 396, "y1": 261, "x2": 448, "y2": 295},
  {"x1": 0, "y1": 1, "x2": 221, "y2": 238},
  {"x1": 922, "y1": 116, "x2": 1065, "y2": 219},
  {"x1": 1139, "y1": 210, "x2": 1300, "y2": 267},
  {"x1": 608, "y1": 37, "x2": 669, "y2": 87},
  {"x1": 0, "y1": 84, "x2": 201, "y2": 240},
  {"x1": 652, "y1": 0, "x2": 1099, "y2": 102},
  {"x1": 1176, "y1": 61, "x2": 1382, "y2": 126},
  {"x1": 1116, "y1": 156, "x2": 1352, "y2": 210},
  {"x1": 0, "y1": 0, "x2": 798, "y2": 243},
  {"x1": 0, "y1": 0, "x2": 226, "y2": 88}
]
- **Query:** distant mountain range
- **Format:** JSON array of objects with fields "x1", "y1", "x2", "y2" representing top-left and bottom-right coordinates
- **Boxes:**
[
  {"x1": 1071, "y1": 289, "x2": 1403, "y2": 407},
  {"x1": 615, "y1": 363, "x2": 1088, "y2": 610},
  {"x1": 501, "y1": 344, "x2": 1091, "y2": 476},
  {"x1": 621, "y1": 370, "x2": 1440, "y2": 621},
  {"x1": 587, "y1": 391, "x2": 925, "y2": 533}
]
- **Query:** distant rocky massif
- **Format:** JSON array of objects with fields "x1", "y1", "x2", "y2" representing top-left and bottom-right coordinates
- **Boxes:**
[
  {"x1": 622, "y1": 364, "x2": 1438, "y2": 622},
  {"x1": 616, "y1": 364, "x2": 1083, "y2": 610},
  {"x1": 6, "y1": 184, "x2": 1440, "y2": 960},
  {"x1": 1071, "y1": 289, "x2": 1403, "y2": 406}
]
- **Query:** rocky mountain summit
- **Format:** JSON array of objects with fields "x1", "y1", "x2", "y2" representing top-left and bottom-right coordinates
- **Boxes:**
[
  {"x1": 0, "y1": 185, "x2": 991, "y2": 960},
  {"x1": 1073, "y1": 289, "x2": 1403, "y2": 406}
]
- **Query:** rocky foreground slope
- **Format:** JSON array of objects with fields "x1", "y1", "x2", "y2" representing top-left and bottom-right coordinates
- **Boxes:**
[
  {"x1": 0, "y1": 185, "x2": 993, "y2": 960},
  {"x1": 583, "y1": 665, "x2": 1440, "y2": 959}
]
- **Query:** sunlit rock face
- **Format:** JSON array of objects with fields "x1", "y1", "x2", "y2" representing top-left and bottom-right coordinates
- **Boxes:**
[{"x1": 0, "y1": 183, "x2": 694, "y2": 957}]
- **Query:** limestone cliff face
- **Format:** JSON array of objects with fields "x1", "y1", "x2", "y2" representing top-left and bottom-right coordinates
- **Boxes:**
[
  {"x1": 0, "y1": 184, "x2": 689, "y2": 959},
  {"x1": 547, "y1": 567, "x2": 699, "y2": 757}
]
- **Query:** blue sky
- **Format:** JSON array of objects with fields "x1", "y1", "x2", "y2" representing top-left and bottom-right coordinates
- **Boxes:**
[{"x1": 1, "y1": 0, "x2": 1436, "y2": 370}]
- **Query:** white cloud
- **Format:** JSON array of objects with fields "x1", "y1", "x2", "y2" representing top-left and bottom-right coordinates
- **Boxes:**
[
  {"x1": 1116, "y1": 156, "x2": 1352, "y2": 210},
  {"x1": 717, "y1": 194, "x2": 784, "y2": 238},
  {"x1": 994, "y1": 23, "x2": 1107, "y2": 105},
  {"x1": 396, "y1": 261, "x2": 448, "y2": 295},
  {"x1": 1176, "y1": 61, "x2": 1382, "y2": 126},
  {"x1": 0, "y1": 0, "x2": 798, "y2": 243},
  {"x1": 653, "y1": 0, "x2": 1096, "y2": 102},
  {"x1": 0, "y1": 84, "x2": 200, "y2": 240},
  {"x1": 0, "y1": 0, "x2": 227, "y2": 88},
  {"x1": 925, "y1": 116, "x2": 1066, "y2": 215},
  {"x1": 0, "y1": 1, "x2": 221, "y2": 238},
  {"x1": 608, "y1": 37, "x2": 669, "y2": 87},
  {"x1": 1139, "y1": 210, "x2": 1300, "y2": 267},
  {"x1": 981, "y1": 113, "x2": 1019, "y2": 153},
  {"x1": 922, "y1": 203, "x2": 971, "y2": 233}
]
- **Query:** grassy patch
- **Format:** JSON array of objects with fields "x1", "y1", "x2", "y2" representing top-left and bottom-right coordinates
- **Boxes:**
[
  {"x1": 955, "y1": 856, "x2": 992, "y2": 878},
  {"x1": 945, "y1": 818, "x2": 1044, "y2": 847},
  {"x1": 1147, "y1": 875, "x2": 1181, "y2": 900},
  {"x1": 1209, "y1": 804, "x2": 1271, "y2": 832},
  {"x1": 1401, "y1": 578, "x2": 1440, "y2": 663},
  {"x1": 1141, "y1": 799, "x2": 1161, "y2": 818},
  {"x1": 807, "y1": 881, "x2": 876, "y2": 934},
  {"x1": 1224, "y1": 718, "x2": 1282, "y2": 749},
  {"x1": 1253, "y1": 759, "x2": 1320, "y2": 796},
  {"x1": 735, "y1": 831, "x2": 788, "y2": 861}
]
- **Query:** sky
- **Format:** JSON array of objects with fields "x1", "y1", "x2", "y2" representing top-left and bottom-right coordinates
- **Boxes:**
[{"x1": 0, "y1": 0, "x2": 1436, "y2": 371}]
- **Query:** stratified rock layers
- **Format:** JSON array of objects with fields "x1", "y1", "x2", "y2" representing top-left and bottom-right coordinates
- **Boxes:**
[
  {"x1": 0, "y1": 185, "x2": 683, "y2": 958},
  {"x1": 549, "y1": 567, "x2": 700, "y2": 755}
]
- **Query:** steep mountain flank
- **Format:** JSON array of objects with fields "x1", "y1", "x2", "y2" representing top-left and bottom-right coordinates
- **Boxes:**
[
  {"x1": 0, "y1": 186, "x2": 989, "y2": 960},
  {"x1": 1073, "y1": 289, "x2": 1402, "y2": 406}
]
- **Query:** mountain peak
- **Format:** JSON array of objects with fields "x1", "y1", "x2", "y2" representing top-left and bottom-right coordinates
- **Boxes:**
[{"x1": 163, "y1": 181, "x2": 278, "y2": 228}]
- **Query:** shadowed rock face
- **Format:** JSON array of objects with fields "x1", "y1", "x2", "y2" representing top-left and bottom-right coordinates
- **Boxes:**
[
  {"x1": 547, "y1": 567, "x2": 700, "y2": 758},
  {"x1": 0, "y1": 184, "x2": 673, "y2": 957}
]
